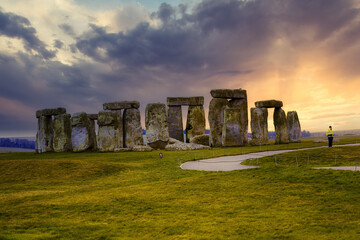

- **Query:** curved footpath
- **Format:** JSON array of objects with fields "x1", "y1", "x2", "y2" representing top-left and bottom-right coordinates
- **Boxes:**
[{"x1": 180, "y1": 143, "x2": 360, "y2": 171}]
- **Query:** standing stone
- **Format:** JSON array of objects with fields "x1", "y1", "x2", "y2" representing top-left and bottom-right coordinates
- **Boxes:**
[
  {"x1": 229, "y1": 97, "x2": 248, "y2": 144},
  {"x1": 167, "y1": 106, "x2": 184, "y2": 142},
  {"x1": 250, "y1": 108, "x2": 268, "y2": 145},
  {"x1": 35, "y1": 116, "x2": 54, "y2": 153},
  {"x1": 97, "y1": 111, "x2": 118, "y2": 152},
  {"x1": 113, "y1": 110, "x2": 124, "y2": 149},
  {"x1": 287, "y1": 111, "x2": 301, "y2": 143},
  {"x1": 145, "y1": 103, "x2": 169, "y2": 149},
  {"x1": 273, "y1": 108, "x2": 289, "y2": 144},
  {"x1": 124, "y1": 108, "x2": 144, "y2": 148},
  {"x1": 208, "y1": 98, "x2": 228, "y2": 147},
  {"x1": 89, "y1": 119, "x2": 97, "y2": 150},
  {"x1": 71, "y1": 112, "x2": 94, "y2": 152},
  {"x1": 53, "y1": 114, "x2": 72, "y2": 152},
  {"x1": 186, "y1": 105, "x2": 205, "y2": 143},
  {"x1": 222, "y1": 108, "x2": 244, "y2": 146}
]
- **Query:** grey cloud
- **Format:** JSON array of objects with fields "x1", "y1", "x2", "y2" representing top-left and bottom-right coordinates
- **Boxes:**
[
  {"x1": 0, "y1": 9, "x2": 56, "y2": 59},
  {"x1": 53, "y1": 39, "x2": 64, "y2": 49},
  {"x1": 58, "y1": 23, "x2": 76, "y2": 37}
]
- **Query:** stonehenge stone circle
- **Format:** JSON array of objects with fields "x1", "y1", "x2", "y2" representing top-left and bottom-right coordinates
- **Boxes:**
[
  {"x1": 36, "y1": 116, "x2": 54, "y2": 153},
  {"x1": 167, "y1": 105, "x2": 184, "y2": 142},
  {"x1": 53, "y1": 114, "x2": 72, "y2": 152},
  {"x1": 186, "y1": 105, "x2": 206, "y2": 143},
  {"x1": 208, "y1": 98, "x2": 228, "y2": 147},
  {"x1": 124, "y1": 108, "x2": 144, "y2": 148},
  {"x1": 71, "y1": 112, "x2": 94, "y2": 152},
  {"x1": 97, "y1": 111, "x2": 118, "y2": 152},
  {"x1": 255, "y1": 100, "x2": 283, "y2": 108},
  {"x1": 36, "y1": 107, "x2": 66, "y2": 118},
  {"x1": 210, "y1": 89, "x2": 247, "y2": 99},
  {"x1": 287, "y1": 111, "x2": 301, "y2": 142},
  {"x1": 250, "y1": 108, "x2": 268, "y2": 145},
  {"x1": 229, "y1": 98, "x2": 248, "y2": 144},
  {"x1": 146, "y1": 103, "x2": 169, "y2": 149},
  {"x1": 222, "y1": 108, "x2": 245, "y2": 146},
  {"x1": 273, "y1": 108, "x2": 289, "y2": 144}
]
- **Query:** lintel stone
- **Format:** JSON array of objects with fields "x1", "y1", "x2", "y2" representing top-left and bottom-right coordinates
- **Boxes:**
[
  {"x1": 167, "y1": 97, "x2": 204, "y2": 106},
  {"x1": 88, "y1": 114, "x2": 98, "y2": 120},
  {"x1": 255, "y1": 100, "x2": 283, "y2": 108},
  {"x1": 210, "y1": 89, "x2": 246, "y2": 99},
  {"x1": 103, "y1": 101, "x2": 140, "y2": 110},
  {"x1": 36, "y1": 107, "x2": 66, "y2": 118}
]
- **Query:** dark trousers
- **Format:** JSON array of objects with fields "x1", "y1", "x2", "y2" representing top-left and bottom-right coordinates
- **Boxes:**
[{"x1": 328, "y1": 136, "x2": 333, "y2": 147}]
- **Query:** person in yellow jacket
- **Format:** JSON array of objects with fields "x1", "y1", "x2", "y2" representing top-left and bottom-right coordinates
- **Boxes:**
[{"x1": 326, "y1": 126, "x2": 334, "y2": 147}]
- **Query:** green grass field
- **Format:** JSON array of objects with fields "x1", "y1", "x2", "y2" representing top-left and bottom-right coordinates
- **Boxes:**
[{"x1": 1, "y1": 137, "x2": 360, "y2": 239}]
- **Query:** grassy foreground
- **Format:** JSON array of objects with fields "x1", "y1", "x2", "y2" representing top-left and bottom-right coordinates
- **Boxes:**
[{"x1": 1, "y1": 138, "x2": 360, "y2": 239}]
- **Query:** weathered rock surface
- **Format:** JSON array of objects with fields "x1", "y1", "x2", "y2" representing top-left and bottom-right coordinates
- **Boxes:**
[
  {"x1": 222, "y1": 108, "x2": 245, "y2": 146},
  {"x1": 165, "y1": 138, "x2": 210, "y2": 151},
  {"x1": 53, "y1": 114, "x2": 72, "y2": 152},
  {"x1": 98, "y1": 125, "x2": 117, "y2": 152},
  {"x1": 287, "y1": 111, "x2": 301, "y2": 143},
  {"x1": 35, "y1": 116, "x2": 54, "y2": 153},
  {"x1": 89, "y1": 119, "x2": 97, "y2": 150},
  {"x1": 208, "y1": 98, "x2": 228, "y2": 147},
  {"x1": 255, "y1": 100, "x2": 283, "y2": 108},
  {"x1": 124, "y1": 108, "x2": 144, "y2": 148},
  {"x1": 186, "y1": 106, "x2": 206, "y2": 142},
  {"x1": 210, "y1": 89, "x2": 246, "y2": 99},
  {"x1": 167, "y1": 97, "x2": 204, "y2": 106},
  {"x1": 146, "y1": 103, "x2": 169, "y2": 149},
  {"x1": 190, "y1": 134, "x2": 209, "y2": 146},
  {"x1": 88, "y1": 114, "x2": 98, "y2": 120},
  {"x1": 167, "y1": 106, "x2": 184, "y2": 142},
  {"x1": 98, "y1": 111, "x2": 118, "y2": 126},
  {"x1": 103, "y1": 101, "x2": 140, "y2": 110},
  {"x1": 132, "y1": 145, "x2": 153, "y2": 152},
  {"x1": 71, "y1": 112, "x2": 94, "y2": 152},
  {"x1": 250, "y1": 108, "x2": 268, "y2": 145},
  {"x1": 229, "y1": 97, "x2": 248, "y2": 144},
  {"x1": 36, "y1": 108, "x2": 66, "y2": 118},
  {"x1": 273, "y1": 108, "x2": 289, "y2": 144}
]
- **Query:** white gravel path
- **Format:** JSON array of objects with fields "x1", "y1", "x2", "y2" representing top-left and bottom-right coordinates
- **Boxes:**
[{"x1": 180, "y1": 143, "x2": 360, "y2": 171}]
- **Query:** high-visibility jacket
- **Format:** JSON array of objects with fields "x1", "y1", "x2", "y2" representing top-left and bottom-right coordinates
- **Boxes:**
[{"x1": 326, "y1": 129, "x2": 333, "y2": 136}]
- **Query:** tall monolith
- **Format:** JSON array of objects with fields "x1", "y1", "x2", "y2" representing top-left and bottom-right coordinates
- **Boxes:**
[
  {"x1": 287, "y1": 111, "x2": 301, "y2": 143},
  {"x1": 222, "y1": 108, "x2": 244, "y2": 146},
  {"x1": 97, "y1": 111, "x2": 118, "y2": 152},
  {"x1": 71, "y1": 112, "x2": 94, "y2": 152},
  {"x1": 35, "y1": 116, "x2": 54, "y2": 153},
  {"x1": 229, "y1": 98, "x2": 248, "y2": 144},
  {"x1": 250, "y1": 108, "x2": 268, "y2": 145},
  {"x1": 145, "y1": 103, "x2": 169, "y2": 149},
  {"x1": 53, "y1": 114, "x2": 72, "y2": 152},
  {"x1": 208, "y1": 98, "x2": 228, "y2": 147},
  {"x1": 186, "y1": 105, "x2": 206, "y2": 143},
  {"x1": 167, "y1": 106, "x2": 183, "y2": 142},
  {"x1": 124, "y1": 108, "x2": 144, "y2": 148},
  {"x1": 273, "y1": 108, "x2": 289, "y2": 144}
]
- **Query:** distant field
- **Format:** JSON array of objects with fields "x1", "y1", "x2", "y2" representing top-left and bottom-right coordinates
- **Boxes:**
[
  {"x1": 1, "y1": 136, "x2": 360, "y2": 239},
  {"x1": 0, "y1": 147, "x2": 34, "y2": 153}
]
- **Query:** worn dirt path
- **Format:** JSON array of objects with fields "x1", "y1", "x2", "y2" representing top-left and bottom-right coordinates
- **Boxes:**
[{"x1": 180, "y1": 143, "x2": 360, "y2": 171}]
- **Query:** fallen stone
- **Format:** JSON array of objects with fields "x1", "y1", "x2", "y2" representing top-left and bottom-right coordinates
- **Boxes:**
[
  {"x1": 222, "y1": 108, "x2": 246, "y2": 146},
  {"x1": 287, "y1": 111, "x2": 301, "y2": 143},
  {"x1": 229, "y1": 97, "x2": 248, "y2": 144},
  {"x1": 97, "y1": 111, "x2": 118, "y2": 126},
  {"x1": 190, "y1": 134, "x2": 209, "y2": 146},
  {"x1": 210, "y1": 89, "x2": 246, "y2": 99},
  {"x1": 250, "y1": 108, "x2": 268, "y2": 145},
  {"x1": 146, "y1": 103, "x2": 169, "y2": 149},
  {"x1": 167, "y1": 96, "x2": 204, "y2": 106},
  {"x1": 186, "y1": 105, "x2": 206, "y2": 142},
  {"x1": 255, "y1": 100, "x2": 283, "y2": 108},
  {"x1": 273, "y1": 108, "x2": 289, "y2": 144},
  {"x1": 53, "y1": 114, "x2": 72, "y2": 152},
  {"x1": 114, "y1": 148, "x2": 132, "y2": 152},
  {"x1": 124, "y1": 108, "x2": 144, "y2": 148},
  {"x1": 208, "y1": 98, "x2": 228, "y2": 147},
  {"x1": 103, "y1": 101, "x2": 140, "y2": 110},
  {"x1": 36, "y1": 107, "x2": 66, "y2": 118},
  {"x1": 167, "y1": 105, "x2": 184, "y2": 142},
  {"x1": 71, "y1": 112, "x2": 94, "y2": 152},
  {"x1": 35, "y1": 116, "x2": 54, "y2": 153},
  {"x1": 131, "y1": 145, "x2": 153, "y2": 152},
  {"x1": 165, "y1": 138, "x2": 210, "y2": 151}
]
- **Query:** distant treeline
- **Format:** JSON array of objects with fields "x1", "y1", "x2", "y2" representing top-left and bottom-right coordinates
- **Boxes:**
[{"x1": 0, "y1": 138, "x2": 35, "y2": 149}]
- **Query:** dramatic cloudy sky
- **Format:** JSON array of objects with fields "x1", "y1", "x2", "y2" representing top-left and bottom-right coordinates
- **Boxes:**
[{"x1": 1, "y1": 0, "x2": 360, "y2": 137}]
